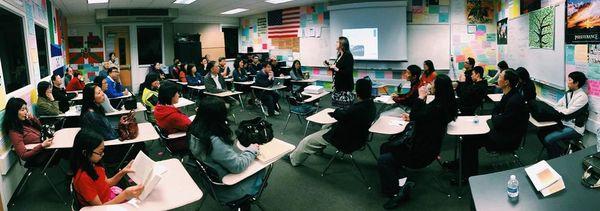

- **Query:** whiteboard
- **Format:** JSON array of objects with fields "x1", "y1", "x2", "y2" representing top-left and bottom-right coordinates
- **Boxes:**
[
  {"x1": 505, "y1": 3, "x2": 565, "y2": 89},
  {"x1": 407, "y1": 24, "x2": 451, "y2": 69},
  {"x1": 299, "y1": 27, "x2": 330, "y2": 67}
]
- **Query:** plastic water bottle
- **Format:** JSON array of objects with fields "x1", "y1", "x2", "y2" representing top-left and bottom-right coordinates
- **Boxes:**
[
  {"x1": 507, "y1": 175, "x2": 519, "y2": 198},
  {"x1": 596, "y1": 128, "x2": 600, "y2": 152}
]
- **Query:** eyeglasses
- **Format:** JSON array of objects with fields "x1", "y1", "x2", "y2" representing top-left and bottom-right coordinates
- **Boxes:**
[{"x1": 92, "y1": 151, "x2": 104, "y2": 157}]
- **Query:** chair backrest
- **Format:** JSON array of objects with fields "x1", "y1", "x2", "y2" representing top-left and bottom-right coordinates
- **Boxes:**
[
  {"x1": 188, "y1": 156, "x2": 225, "y2": 204},
  {"x1": 152, "y1": 124, "x2": 169, "y2": 140},
  {"x1": 286, "y1": 95, "x2": 301, "y2": 107},
  {"x1": 70, "y1": 180, "x2": 83, "y2": 210}
]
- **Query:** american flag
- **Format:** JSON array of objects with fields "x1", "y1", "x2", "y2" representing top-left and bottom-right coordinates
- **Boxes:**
[{"x1": 267, "y1": 7, "x2": 300, "y2": 38}]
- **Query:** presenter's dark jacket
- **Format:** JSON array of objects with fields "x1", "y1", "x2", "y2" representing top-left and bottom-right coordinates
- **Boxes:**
[{"x1": 333, "y1": 52, "x2": 355, "y2": 92}]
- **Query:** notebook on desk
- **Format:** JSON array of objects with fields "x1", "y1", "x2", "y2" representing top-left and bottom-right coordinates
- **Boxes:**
[
  {"x1": 525, "y1": 160, "x2": 565, "y2": 197},
  {"x1": 257, "y1": 140, "x2": 290, "y2": 163}
]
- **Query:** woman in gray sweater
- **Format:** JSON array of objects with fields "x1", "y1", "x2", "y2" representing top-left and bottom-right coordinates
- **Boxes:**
[{"x1": 188, "y1": 97, "x2": 264, "y2": 208}]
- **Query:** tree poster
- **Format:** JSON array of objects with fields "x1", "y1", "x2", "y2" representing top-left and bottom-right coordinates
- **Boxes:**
[{"x1": 529, "y1": 6, "x2": 555, "y2": 49}]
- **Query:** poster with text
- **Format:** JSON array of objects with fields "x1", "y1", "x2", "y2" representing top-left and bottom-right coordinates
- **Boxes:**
[
  {"x1": 497, "y1": 18, "x2": 508, "y2": 45},
  {"x1": 566, "y1": 0, "x2": 600, "y2": 44}
]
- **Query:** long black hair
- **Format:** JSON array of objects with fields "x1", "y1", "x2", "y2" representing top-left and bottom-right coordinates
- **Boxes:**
[
  {"x1": 515, "y1": 67, "x2": 532, "y2": 85},
  {"x1": 338, "y1": 36, "x2": 350, "y2": 54},
  {"x1": 70, "y1": 129, "x2": 104, "y2": 180},
  {"x1": 234, "y1": 58, "x2": 244, "y2": 70},
  {"x1": 158, "y1": 81, "x2": 179, "y2": 105},
  {"x1": 423, "y1": 60, "x2": 436, "y2": 76},
  {"x1": 2, "y1": 98, "x2": 40, "y2": 134},
  {"x1": 80, "y1": 83, "x2": 105, "y2": 120},
  {"x1": 406, "y1": 65, "x2": 422, "y2": 87},
  {"x1": 139, "y1": 73, "x2": 160, "y2": 95},
  {"x1": 432, "y1": 74, "x2": 458, "y2": 124},
  {"x1": 206, "y1": 61, "x2": 217, "y2": 74},
  {"x1": 37, "y1": 81, "x2": 52, "y2": 99},
  {"x1": 189, "y1": 96, "x2": 232, "y2": 154},
  {"x1": 186, "y1": 63, "x2": 197, "y2": 76}
]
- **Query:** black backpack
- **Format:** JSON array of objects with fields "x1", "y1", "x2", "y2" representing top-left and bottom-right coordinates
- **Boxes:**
[{"x1": 235, "y1": 117, "x2": 274, "y2": 147}]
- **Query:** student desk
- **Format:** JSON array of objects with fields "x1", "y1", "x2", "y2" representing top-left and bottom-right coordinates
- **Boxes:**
[
  {"x1": 187, "y1": 85, "x2": 205, "y2": 91},
  {"x1": 223, "y1": 138, "x2": 295, "y2": 185},
  {"x1": 81, "y1": 159, "x2": 203, "y2": 211},
  {"x1": 233, "y1": 81, "x2": 255, "y2": 86},
  {"x1": 469, "y1": 147, "x2": 600, "y2": 211},
  {"x1": 110, "y1": 92, "x2": 133, "y2": 100},
  {"x1": 166, "y1": 79, "x2": 178, "y2": 82},
  {"x1": 369, "y1": 116, "x2": 407, "y2": 135},
  {"x1": 374, "y1": 95, "x2": 396, "y2": 115},
  {"x1": 38, "y1": 102, "x2": 147, "y2": 119},
  {"x1": 274, "y1": 76, "x2": 291, "y2": 80},
  {"x1": 72, "y1": 93, "x2": 83, "y2": 101},
  {"x1": 27, "y1": 123, "x2": 159, "y2": 168},
  {"x1": 251, "y1": 85, "x2": 287, "y2": 91},
  {"x1": 291, "y1": 78, "x2": 317, "y2": 84},
  {"x1": 447, "y1": 115, "x2": 492, "y2": 194},
  {"x1": 487, "y1": 93, "x2": 503, "y2": 102},
  {"x1": 301, "y1": 91, "x2": 330, "y2": 103},
  {"x1": 304, "y1": 108, "x2": 337, "y2": 136},
  {"x1": 529, "y1": 114, "x2": 558, "y2": 128},
  {"x1": 174, "y1": 97, "x2": 195, "y2": 108},
  {"x1": 204, "y1": 91, "x2": 245, "y2": 110}
]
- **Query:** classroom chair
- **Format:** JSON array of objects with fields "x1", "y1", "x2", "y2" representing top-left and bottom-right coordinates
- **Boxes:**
[
  {"x1": 152, "y1": 124, "x2": 190, "y2": 162},
  {"x1": 536, "y1": 137, "x2": 585, "y2": 161},
  {"x1": 320, "y1": 141, "x2": 372, "y2": 190},
  {"x1": 487, "y1": 133, "x2": 527, "y2": 169},
  {"x1": 251, "y1": 88, "x2": 281, "y2": 118},
  {"x1": 189, "y1": 157, "x2": 272, "y2": 210},
  {"x1": 70, "y1": 180, "x2": 83, "y2": 210},
  {"x1": 281, "y1": 96, "x2": 317, "y2": 134},
  {"x1": 9, "y1": 147, "x2": 68, "y2": 206}
]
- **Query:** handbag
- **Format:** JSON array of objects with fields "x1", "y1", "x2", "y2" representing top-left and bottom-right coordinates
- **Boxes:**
[
  {"x1": 235, "y1": 117, "x2": 274, "y2": 147},
  {"x1": 582, "y1": 152, "x2": 600, "y2": 188},
  {"x1": 118, "y1": 110, "x2": 139, "y2": 140},
  {"x1": 530, "y1": 100, "x2": 561, "y2": 122},
  {"x1": 40, "y1": 123, "x2": 56, "y2": 141},
  {"x1": 331, "y1": 91, "x2": 355, "y2": 108}
]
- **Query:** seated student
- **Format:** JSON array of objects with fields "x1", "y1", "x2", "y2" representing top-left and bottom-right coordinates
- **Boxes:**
[
  {"x1": 538, "y1": 71, "x2": 588, "y2": 159},
  {"x1": 3, "y1": 97, "x2": 54, "y2": 165},
  {"x1": 99, "y1": 62, "x2": 110, "y2": 78},
  {"x1": 247, "y1": 55, "x2": 263, "y2": 75},
  {"x1": 64, "y1": 66, "x2": 75, "y2": 86},
  {"x1": 199, "y1": 57, "x2": 209, "y2": 77},
  {"x1": 154, "y1": 82, "x2": 191, "y2": 152},
  {"x1": 456, "y1": 66, "x2": 488, "y2": 115},
  {"x1": 269, "y1": 58, "x2": 284, "y2": 77},
  {"x1": 71, "y1": 129, "x2": 143, "y2": 207},
  {"x1": 66, "y1": 72, "x2": 86, "y2": 92},
  {"x1": 204, "y1": 61, "x2": 229, "y2": 93},
  {"x1": 187, "y1": 97, "x2": 263, "y2": 209},
  {"x1": 80, "y1": 84, "x2": 119, "y2": 140},
  {"x1": 178, "y1": 63, "x2": 188, "y2": 83},
  {"x1": 139, "y1": 73, "x2": 160, "y2": 111},
  {"x1": 148, "y1": 62, "x2": 165, "y2": 80},
  {"x1": 169, "y1": 58, "x2": 181, "y2": 79},
  {"x1": 391, "y1": 65, "x2": 422, "y2": 108},
  {"x1": 378, "y1": 74, "x2": 458, "y2": 209},
  {"x1": 51, "y1": 74, "x2": 77, "y2": 113},
  {"x1": 459, "y1": 57, "x2": 476, "y2": 85},
  {"x1": 460, "y1": 70, "x2": 529, "y2": 179},
  {"x1": 105, "y1": 67, "x2": 130, "y2": 99},
  {"x1": 289, "y1": 78, "x2": 376, "y2": 166},
  {"x1": 185, "y1": 64, "x2": 203, "y2": 86},
  {"x1": 418, "y1": 60, "x2": 437, "y2": 87},
  {"x1": 515, "y1": 67, "x2": 536, "y2": 104},
  {"x1": 36, "y1": 81, "x2": 63, "y2": 116},
  {"x1": 232, "y1": 58, "x2": 250, "y2": 82},
  {"x1": 488, "y1": 60, "x2": 509, "y2": 85},
  {"x1": 255, "y1": 63, "x2": 281, "y2": 116},
  {"x1": 289, "y1": 60, "x2": 304, "y2": 81},
  {"x1": 93, "y1": 76, "x2": 118, "y2": 113},
  {"x1": 218, "y1": 57, "x2": 232, "y2": 78}
]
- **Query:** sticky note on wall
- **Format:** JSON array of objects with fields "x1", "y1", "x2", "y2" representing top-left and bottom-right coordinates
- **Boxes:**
[{"x1": 574, "y1": 45, "x2": 589, "y2": 64}]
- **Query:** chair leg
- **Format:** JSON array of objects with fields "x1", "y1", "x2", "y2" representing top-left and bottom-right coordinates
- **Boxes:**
[
  {"x1": 349, "y1": 154, "x2": 372, "y2": 190},
  {"x1": 366, "y1": 143, "x2": 377, "y2": 161},
  {"x1": 43, "y1": 172, "x2": 67, "y2": 205},
  {"x1": 513, "y1": 153, "x2": 524, "y2": 167},
  {"x1": 13, "y1": 169, "x2": 33, "y2": 200},
  {"x1": 321, "y1": 151, "x2": 340, "y2": 176},
  {"x1": 282, "y1": 113, "x2": 292, "y2": 134},
  {"x1": 304, "y1": 121, "x2": 310, "y2": 137}
]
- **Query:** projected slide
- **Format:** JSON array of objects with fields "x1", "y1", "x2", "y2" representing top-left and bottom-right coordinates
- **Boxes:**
[{"x1": 342, "y1": 28, "x2": 378, "y2": 60}]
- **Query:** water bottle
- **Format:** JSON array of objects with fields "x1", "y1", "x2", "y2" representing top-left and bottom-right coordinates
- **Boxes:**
[
  {"x1": 507, "y1": 175, "x2": 519, "y2": 198},
  {"x1": 473, "y1": 115, "x2": 479, "y2": 124}
]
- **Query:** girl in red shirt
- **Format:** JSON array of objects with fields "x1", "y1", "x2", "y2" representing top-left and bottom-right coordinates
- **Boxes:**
[
  {"x1": 66, "y1": 72, "x2": 86, "y2": 91},
  {"x1": 419, "y1": 60, "x2": 437, "y2": 88},
  {"x1": 71, "y1": 129, "x2": 143, "y2": 207}
]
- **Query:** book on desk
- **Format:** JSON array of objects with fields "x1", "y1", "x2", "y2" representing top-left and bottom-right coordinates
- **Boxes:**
[
  {"x1": 257, "y1": 140, "x2": 292, "y2": 163},
  {"x1": 525, "y1": 160, "x2": 565, "y2": 197},
  {"x1": 128, "y1": 151, "x2": 167, "y2": 201}
]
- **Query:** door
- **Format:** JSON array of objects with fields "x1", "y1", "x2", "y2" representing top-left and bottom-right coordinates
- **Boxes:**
[{"x1": 104, "y1": 26, "x2": 132, "y2": 89}]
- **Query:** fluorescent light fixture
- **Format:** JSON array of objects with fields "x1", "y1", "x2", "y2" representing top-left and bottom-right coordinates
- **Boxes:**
[
  {"x1": 173, "y1": 0, "x2": 197, "y2": 4},
  {"x1": 221, "y1": 8, "x2": 248, "y2": 15},
  {"x1": 87, "y1": 0, "x2": 108, "y2": 4},
  {"x1": 266, "y1": 0, "x2": 294, "y2": 4}
]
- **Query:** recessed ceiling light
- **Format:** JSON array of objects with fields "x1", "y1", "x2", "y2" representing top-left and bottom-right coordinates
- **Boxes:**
[
  {"x1": 173, "y1": 0, "x2": 197, "y2": 4},
  {"x1": 266, "y1": 0, "x2": 294, "y2": 4},
  {"x1": 87, "y1": 0, "x2": 109, "y2": 4},
  {"x1": 221, "y1": 8, "x2": 248, "y2": 15}
]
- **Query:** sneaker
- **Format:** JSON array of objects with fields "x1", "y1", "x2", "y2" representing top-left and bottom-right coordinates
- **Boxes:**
[
  {"x1": 263, "y1": 110, "x2": 271, "y2": 117},
  {"x1": 383, "y1": 181, "x2": 415, "y2": 209},
  {"x1": 274, "y1": 111, "x2": 280, "y2": 116},
  {"x1": 442, "y1": 160, "x2": 458, "y2": 171}
]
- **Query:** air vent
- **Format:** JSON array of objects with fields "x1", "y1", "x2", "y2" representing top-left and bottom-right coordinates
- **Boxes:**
[
  {"x1": 108, "y1": 9, "x2": 169, "y2": 16},
  {"x1": 96, "y1": 9, "x2": 178, "y2": 23}
]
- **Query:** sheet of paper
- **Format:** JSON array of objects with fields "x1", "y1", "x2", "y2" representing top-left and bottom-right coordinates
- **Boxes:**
[{"x1": 128, "y1": 151, "x2": 155, "y2": 184}]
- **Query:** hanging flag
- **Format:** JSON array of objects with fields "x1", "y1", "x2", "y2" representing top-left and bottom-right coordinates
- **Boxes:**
[{"x1": 268, "y1": 7, "x2": 300, "y2": 38}]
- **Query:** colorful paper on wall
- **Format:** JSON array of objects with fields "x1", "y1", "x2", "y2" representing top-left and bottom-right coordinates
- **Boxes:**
[
  {"x1": 574, "y1": 45, "x2": 589, "y2": 64},
  {"x1": 590, "y1": 44, "x2": 600, "y2": 64}
]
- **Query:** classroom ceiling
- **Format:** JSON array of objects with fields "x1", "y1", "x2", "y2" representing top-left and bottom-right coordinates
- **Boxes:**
[{"x1": 54, "y1": 0, "x2": 332, "y2": 17}]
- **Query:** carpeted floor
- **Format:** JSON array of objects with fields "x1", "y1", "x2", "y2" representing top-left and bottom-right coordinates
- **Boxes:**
[{"x1": 8, "y1": 94, "x2": 557, "y2": 211}]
